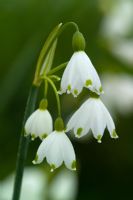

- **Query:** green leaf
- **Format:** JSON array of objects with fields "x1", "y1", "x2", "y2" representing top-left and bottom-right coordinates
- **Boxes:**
[
  {"x1": 33, "y1": 23, "x2": 62, "y2": 85},
  {"x1": 40, "y1": 39, "x2": 58, "y2": 75}
]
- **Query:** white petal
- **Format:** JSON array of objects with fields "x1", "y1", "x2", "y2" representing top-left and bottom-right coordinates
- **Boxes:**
[
  {"x1": 75, "y1": 99, "x2": 95, "y2": 137},
  {"x1": 67, "y1": 98, "x2": 93, "y2": 137},
  {"x1": 60, "y1": 133, "x2": 76, "y2": 170},
  {"x1": 82, "y1": 52, "x2": 102, "y2": 93},
  {"x1": 25, "y1": 110, "x2": 40, "y2": 135},
  {"x1": 46, "y1": 134, "x2": 63, "y2": 169},
  {"x1": 24, "y1": 109, "x2": 53, "y2": 139},
  {"x1": 37, "y1": 110, "x2": 53, "y2": 139},
  {"x1": 67, "y1": 111, "x2": 78, "y2": 132},
  {"x1": 34, "y1": 132, "x2": 56, "y2": 164},
  {"x1": 90, "y1": 99, "x2": 106, "y2": 141},
  {"x1": 101, "y1": 102, "x2": 116, "y2": 137},
  {"x1": 61, "y1": 54, "x2": 75, "y2": 93}
]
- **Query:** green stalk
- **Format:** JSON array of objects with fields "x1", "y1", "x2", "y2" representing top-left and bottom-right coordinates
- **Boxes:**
[
  {"x1": 57, "y1": 21, "x2": 79, "y2": 37},
  {"x1": 48, "y1": 62, "x2": 68, "y2": 75},
  {"x1": 44, "y1": 76, "x2": 61, "y2": 117},
  {"x1": 44, "y1": 80, "x2": 48, "y2": 97},
  {"x1": 12, "y1": 85, "x2": 39, "y2": 200}
]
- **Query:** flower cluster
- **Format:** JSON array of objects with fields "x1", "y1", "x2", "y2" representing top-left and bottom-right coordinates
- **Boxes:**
[{"x1": 24, "y1": 23, "x2": 118, "y2": 172}]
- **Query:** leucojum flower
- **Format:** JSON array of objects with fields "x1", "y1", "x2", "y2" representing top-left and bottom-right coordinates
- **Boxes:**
[
  {"x1": 33, "y1": 118, "x2": 76, "y2": 172},
  {"x1": 59, "y1": 31, "x2": 103, "y2": 97},
  {"x1": 25, "y1": 99, "x2": 53, "y2": 140},
  {"x1": 23, "y1": 22, "x2": 118, "y2": 172},
  {"x1": 67, "y1": 96, "x2": 118, "y2": 143}
]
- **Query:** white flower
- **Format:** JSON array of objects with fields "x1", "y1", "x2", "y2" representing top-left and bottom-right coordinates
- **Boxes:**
[
  {"x1": 33, "y1": 130, "x2": 76, "y2": 171},
  {"x1": 25, "y1": 109, "x2": 53, "y2": 140},
  {"x1": 60, "y1": 51, "x2": 103, "y2": 97},
  {"x1": 67, "y1": 97, "x2": 118, "y2": 143}
]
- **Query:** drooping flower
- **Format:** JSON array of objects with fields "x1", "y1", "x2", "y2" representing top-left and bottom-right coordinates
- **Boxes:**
[
  {"x1": 60, "y1": 51, "x2": 103, "y2": 97},
  {"x1": 67, "y1": 97, "x2": 118, "y2": 143},
  {"x1": 33, "y1": 118, "x2": 76, "y2": 171},
  {"x1": 25, "y1": 99, "x2": 53, "y2": 140},
  {"x1": 59, "y1": 31, "x2": 103, "y2": 97}
]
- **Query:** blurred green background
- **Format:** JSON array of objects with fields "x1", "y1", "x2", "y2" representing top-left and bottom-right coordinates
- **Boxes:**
[{"x1": 0, "y1": 0, "x2": 133, "y2": 199}]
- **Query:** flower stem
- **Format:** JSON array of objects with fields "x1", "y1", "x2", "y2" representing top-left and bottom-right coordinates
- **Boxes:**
[
  {"x1": 44, "y1": 80, "x2": 48, "y2": 97},
  {"x1": 48, "y1": 62, "x2": 68, "y2": 75},
  {"x1": 12, "y1": 85, "x2": 39, "y2": 200},
  {"x1": 44, "y1": 76, "x2": 61, "y2": 117},
  {"x1": 58, "y1": 22, "x2": 79, "y2": 36}
]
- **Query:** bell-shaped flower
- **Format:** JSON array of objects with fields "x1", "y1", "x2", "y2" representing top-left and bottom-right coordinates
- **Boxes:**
[
  {"x1": 33, "y1": 118, "x2": 76, "y2": 171},
  {"x1": 67, "y1": 97, "x2": 118, "y2": 143},
  {"x1": 60, "y1": 51, "x2": 103, "y2": 97},
  {"x1": 25, "y1": 99, "x2": 53, "y2": 140}
]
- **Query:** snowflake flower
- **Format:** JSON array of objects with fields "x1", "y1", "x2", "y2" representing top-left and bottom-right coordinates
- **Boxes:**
[
  {"x1": 67, "y1": 97, "x2": 118, "y2": 143},
  {"x1": 25, "y1": 99, "x2": 53, "y2": 140},
  {"x1": 60, "y1": 51, "x2": 103, "y2": 97},
  {"x1": 33, "y1": 118, "x2": 76, "y2": 171}
]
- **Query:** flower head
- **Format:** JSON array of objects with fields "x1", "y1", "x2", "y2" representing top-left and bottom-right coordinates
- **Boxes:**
[
  {"x1": 60, "y1": 51, "x2": 103, "y2": 97},
  {"x1": 67, "y1": 97, "x2": 118, "y2": 143},
  {"x1": 33, "y1": 130, "x2": 76, "y2": 171},
  {"x1": 25, "y1": 99, "x2": 53, "y2": 140},
  {"x1": 33, "y1": 118, "x2": 76, "y2": 171}
]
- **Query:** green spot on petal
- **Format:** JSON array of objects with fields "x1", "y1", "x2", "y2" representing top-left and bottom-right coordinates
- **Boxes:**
[
  {"x1": 99, "y1": 86, "x2": 103, "y2": 93},
  {"x1": 31, "y1": 134, "x2": 36, "y2": 141},
  {"x1": 74, "y1": 89, "x2": 78, "y2": 96},
  {"x1": 50, "y1": 164, "x2": 56, "y2": 172},
  {"x1": 71, "y1": 160, "x2": 76, "y2": 170},
  {"x1": 112, "y1": 130, "x2": 118, "y2": 139},
  {"x1": 41, "y1": 133, "x2": 48, "y2": 140},
  {"x1": 97, "y1": 135, "x2": 102, "y2": 143},
  {"x1": 85, "y1": 79, "x2": 92, "y2": 87},
  {"x1": 77, "y1": 128, "x2": 83, "y2": 136},
  {"x1": 67, "y1": 84, "x2": 71, "y2": 91}
]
